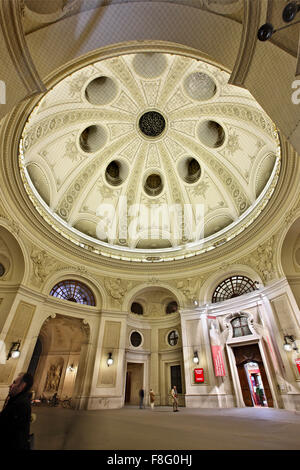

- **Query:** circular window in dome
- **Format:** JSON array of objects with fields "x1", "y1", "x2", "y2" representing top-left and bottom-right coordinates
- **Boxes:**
[
  {"x1": 105, "y1": 159, "x2": 129, "y2": 186},
  {"x1": 132, "y1": 53, "x2": 167, "y2": 78},
  {"x1": 198, "y1": 120, "x2": 225, "y2": 148},
  {"x1": 130, "y1": 331, "x2": 142, "y2": 347},
  {"x1": 131, "y1": 302, "x2": 144, "y2": 315},
  {"x1": 0, "y1": 263, "x2": 5, "y2": 277},
  {"x1": 184, "y1": 72, "x2": 216, "y2": 101},
  {"x1": 166, "y1": 301, "x2": 178, "y2": 314},
  {"x1": 85, "y1": 76, "x2": 118, "y2": 106},
  {"x1": 144, "y1": 173, "x2": 163, "y2": 197},
  {"x1": 178, "y1": 157, "x2": 201, "y2": 184},
  {"x1": 139, "y1": 111, "x2": 166, "y2": 138},
  {"x1": 105, "y1": 161, "x2": 121, "y2": 186},
  {"x1": 79, "y1": 125, "x2": 106, "y2": 153},
  {"x1": 167, "y1": 330, "x2": 179, "y2": 346}
]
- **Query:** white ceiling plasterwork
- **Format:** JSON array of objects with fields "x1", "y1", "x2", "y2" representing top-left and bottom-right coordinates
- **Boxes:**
[{"x1": 19, "y1": 51, "x2": 280, "y2": 263}]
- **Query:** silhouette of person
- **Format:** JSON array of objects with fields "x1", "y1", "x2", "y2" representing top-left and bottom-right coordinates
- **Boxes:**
[{"x1": 0, "y1": 372, "x2": 34, "y2": 449}]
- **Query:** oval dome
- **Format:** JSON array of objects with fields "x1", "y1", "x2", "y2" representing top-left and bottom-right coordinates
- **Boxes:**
[{"x1": 19, "y1": 52, "x2": 280, "y2": 262}]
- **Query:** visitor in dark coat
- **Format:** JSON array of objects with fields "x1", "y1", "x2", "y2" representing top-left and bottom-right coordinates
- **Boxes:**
[{"x1": 0, "y1": 372, "x2": 33, "y2": 450}]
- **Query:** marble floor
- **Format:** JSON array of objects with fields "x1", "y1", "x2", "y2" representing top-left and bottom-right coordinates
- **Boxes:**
[{"x1": 30, "y1": 405, "x2": 300, "y2": 451}]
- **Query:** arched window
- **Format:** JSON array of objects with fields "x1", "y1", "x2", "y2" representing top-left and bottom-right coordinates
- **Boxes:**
[
  {"x1": 50, "y1": 280, "x2": 96, "y2": 306},
  {"x1": 131, "y1": 302, "x2": 143, "y2": 315},
  {"x1": 166, "y1": 301, "x2": 178, "y2": 314},
  {"x1": 212, "y1": 275, "x2": 257, "y2": 303},
  {"x1": 231, "y1": 316, "x2": 252, "y2": 337}
]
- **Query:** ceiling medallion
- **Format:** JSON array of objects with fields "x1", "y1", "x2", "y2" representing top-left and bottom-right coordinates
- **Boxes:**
[
  {"x1": 19, "y1": 50, "x2": 281, "y2": 263},
  {"x1": 138, "y1": 111, "x2": 166, "y2": 138}
]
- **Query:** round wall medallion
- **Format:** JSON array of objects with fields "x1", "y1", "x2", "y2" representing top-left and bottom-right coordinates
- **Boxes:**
[{"x1": 139, "y1": 111, "x2": 166, "y2": 137}]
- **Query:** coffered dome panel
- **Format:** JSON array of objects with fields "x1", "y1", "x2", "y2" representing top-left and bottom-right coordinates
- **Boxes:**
[{"x1": 19, "y1": 51, "x2": 280, "y2": 262}]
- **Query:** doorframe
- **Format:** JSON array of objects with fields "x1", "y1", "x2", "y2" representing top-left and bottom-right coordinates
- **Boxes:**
[
  {"x1": 226, "y1": 338, "x2": 278, "y2": 408},
  {"x1": 123, "y1": 351, "x2": 149, "y2": 406}
]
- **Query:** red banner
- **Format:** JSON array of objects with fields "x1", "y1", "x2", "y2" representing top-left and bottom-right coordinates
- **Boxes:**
[
  {"x1": 194, "y1": 368, "x2": 204, "y2": 383},
  {"x1": 296, "y1": 358, "x2": 300, "y2": 375},
  {"x1": 207, "y1": 315, "x2": 226, "y2": 377}
]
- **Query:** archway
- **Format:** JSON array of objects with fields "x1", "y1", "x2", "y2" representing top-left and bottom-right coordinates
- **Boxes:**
[{"x1": 29, "y1": 314, "x2": 90, "y2": 406}]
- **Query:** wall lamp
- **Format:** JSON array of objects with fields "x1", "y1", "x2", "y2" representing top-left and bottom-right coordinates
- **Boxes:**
[
  {"x1": 193, "y1": 351, "x2": 199, "y2": 364},
  {"x1": 107, "y1": 352, "x2": 114, "y2": 366},
  {"x1": 7, "y1": 341, "x2": 21, "y2": 360},
  {"x1": 67, "y1": 364, "x2": 75, "y2": 372},
  {"x1": 283, "y1": 335, "x2": 299, "y2": 353},
  {"x1": 258, "y1": 2, "x2": 300, "y2": 41}
]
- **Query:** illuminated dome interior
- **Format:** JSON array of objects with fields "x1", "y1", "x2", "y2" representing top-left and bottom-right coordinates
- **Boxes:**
[{"x1": 20, "y1": 52, "x2": 280, "y2": 262}]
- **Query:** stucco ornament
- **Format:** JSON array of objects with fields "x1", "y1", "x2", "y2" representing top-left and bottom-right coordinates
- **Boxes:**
[
  {"x1": 176, "y1": 277, "x2": 203, "y2": 304},
  {"x1": 104, "y1": 277, "x2": 132, "y2": 306},
  {"x1": 255, "y1": 236, "x2": 276, "y2": 282},
  {"x1": 30, "y1": 249, "x2": 58, "y2": 286}
]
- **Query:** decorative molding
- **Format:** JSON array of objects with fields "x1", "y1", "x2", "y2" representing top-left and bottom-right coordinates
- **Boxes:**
[
  {"x1": 104, "y1": 277, "x2": 133, "y2": 307},
  {"x1": 239, "y1": 235, "x2": 278, "y2": 283},
  {"x1": 0, "y1": 0, "x2": 46, "y2": 95},
  {"x1": 30, "y1": 248, "x2": 65, "y2": 287},
  {"x1": 229, "y1": 0, "x2": 261, "y2": 87}
]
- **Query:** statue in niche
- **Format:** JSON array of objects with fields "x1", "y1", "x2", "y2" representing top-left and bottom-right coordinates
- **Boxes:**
[{"x1": 45, "y1": 363, "x2": 62, "y2": 392}]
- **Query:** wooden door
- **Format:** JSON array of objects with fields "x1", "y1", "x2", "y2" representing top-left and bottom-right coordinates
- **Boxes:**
[
  {"x1": 237, "y1": 364, "x2": 253, "y2": 406},
  {"x1": 233, "y1": 343, "x2": 273, "y2": 408}
]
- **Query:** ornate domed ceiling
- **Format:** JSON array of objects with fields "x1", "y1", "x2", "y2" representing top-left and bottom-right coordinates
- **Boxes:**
[{"x1": 19, "y1": 51, "x2": 280, "y2": 262}]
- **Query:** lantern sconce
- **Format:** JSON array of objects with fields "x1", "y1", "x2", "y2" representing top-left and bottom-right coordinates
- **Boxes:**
[
  {"x1": 193, "y1": 351, "x2": 199, "y2": 364},
  {"x1": 283, "y1": 335, "x2": 299, "y2": 353},
  {"x1": 7, "y1": 341, "x2": 21, "y2": 360},
  {"x1": 107, "y1": 352, "x2": 114, "y2": 366}
]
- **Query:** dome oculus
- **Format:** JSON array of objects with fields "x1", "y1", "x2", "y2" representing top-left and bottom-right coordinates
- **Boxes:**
[{"x1": 139, "y1": 111, "x2": 166, "y2": 138}]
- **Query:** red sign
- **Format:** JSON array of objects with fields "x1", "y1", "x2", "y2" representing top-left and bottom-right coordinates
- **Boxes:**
[
  {"x1": 296, "y1": 359, "x2": 300, "y2": 375},
  {"x1": 194, "y1": 368, "x2": 204, "y2": 383}
]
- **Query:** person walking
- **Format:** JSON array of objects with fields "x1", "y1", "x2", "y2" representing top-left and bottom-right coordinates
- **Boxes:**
[
  {"x1": 149, "y1": 388, "x2": 155, "y2": 410},
  {"x1": 171, "y1": 385, "x2": 179, "y2": 412},
  {"x1": 139, "y1": 388, "x2": 145, "y2": 409},
  {"x1": 0, "y1": 372, "x2": 34, "y2": 449}
]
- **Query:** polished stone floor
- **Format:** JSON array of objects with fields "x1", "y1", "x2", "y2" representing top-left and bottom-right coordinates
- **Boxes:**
[{"x1": 30, "y1": 405, "x2": 300, "y2": 450}]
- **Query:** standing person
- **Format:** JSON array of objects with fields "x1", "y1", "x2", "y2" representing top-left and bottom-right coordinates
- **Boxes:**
[
  {"x1": 171, "y1": 385, "x2": 179, "y2": 412},
  {"x1": 0, "y1": 372, "x2": 34, "y2": 449},
  {"x1": 256, "y1": 384, "x2": 265, "y2": 406},
  {"x1": 149, "y1": 388, "x2": 155, "y2": 410},
  {"x1": 139, "y1": 388, "x2": 145, "y2": 409}
]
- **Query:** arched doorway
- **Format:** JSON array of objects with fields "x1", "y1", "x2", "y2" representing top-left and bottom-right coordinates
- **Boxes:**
[
  {"x1": 233, "y1": 343, "x2": 273, "y2": 407},
  {"x1": 29, "y1": 314, "x2": 90, "y2": 406}
]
